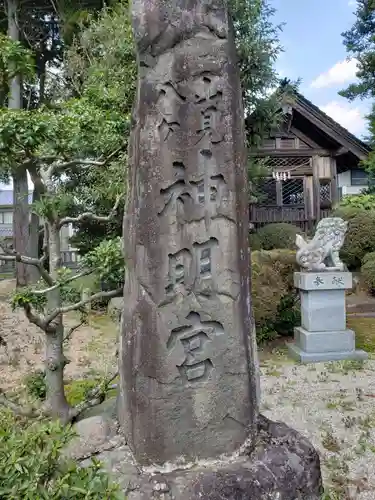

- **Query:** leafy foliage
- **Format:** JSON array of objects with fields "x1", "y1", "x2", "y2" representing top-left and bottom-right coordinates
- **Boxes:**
[
  {"x1": 65, "y1": 379, "x2": 99, "y2": 406},
  {"x1": 11, "y1": 269, "x2": 82, "y2": 313},
  {"x1": 24, "y1": 370, "x2": 47, "y2": 401},
  {"x1": 56, "y1": 2, "x2": 134, "y2": 252},
  {"x1": 251, "y1": 250, "x2": 299, "y2": 343},
  {"x1": 0, "y1": 34, "x2": 34, "y2": 107},
  {"x1": 361, "y1": 251, "x2": 375, "y2": 295},
  {"x1": 255, "y1": 223, "x2": 301, "y2": 251},
  {"x1": 341, "y1": 1, "x2": 375, "y2": 103},
  {"x1": 0, "y1": 410, "x2": 121, "y2": 499},
  {"x1": 82, "y1": 237, "x2": 124, "y2": 289},
  {"x1": 338, "y1": 193, "x2": 375, "y2": 211},
  {"x1": 340, "y1": 0, "x2": 374, "y2": 167},
  {"x1": 340, "y1": 210, "x2": 375, "y2": 269}
]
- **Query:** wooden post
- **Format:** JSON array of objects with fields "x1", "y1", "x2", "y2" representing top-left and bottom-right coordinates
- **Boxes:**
[
  {"x1": 330, "y1": 156, "x2": 338, "y2": 207},
  {"x1": 312, "y1": 156, "x2": 321, "y2": 223},
  {"x1": 276, "y1": 180, "x2": 283, "y2": 206}
]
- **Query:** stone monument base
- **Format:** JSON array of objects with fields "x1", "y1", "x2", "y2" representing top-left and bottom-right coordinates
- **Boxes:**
[
  {"x1": 77, "y1": 415, "x2": 322, "y2": 499},
  {"x1": 290, "y1": 271, "x2": 368, "y2": 363},
  {"x1": 288, "y1": 327, "x2": 368, "y2": 363}
]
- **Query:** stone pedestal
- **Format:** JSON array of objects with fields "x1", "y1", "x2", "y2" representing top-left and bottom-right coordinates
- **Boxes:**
[{"x1": 288, "y1": 271, "x2": 368, "y2": 363}]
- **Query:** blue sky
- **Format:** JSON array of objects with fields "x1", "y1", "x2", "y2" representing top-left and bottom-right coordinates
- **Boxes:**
[{"x1": 272, "y1": 0, "x2": 370, "y2": 139}]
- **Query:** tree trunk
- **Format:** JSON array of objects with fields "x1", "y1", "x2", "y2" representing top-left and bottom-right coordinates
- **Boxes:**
[
  {"x1": 28, "y1": 186, "x2": 41, "y2": 283},
  {"x1": 12, "y1": 169, "x2": 30, "y2": 286},
  {"x1": 8, "y1": 0, "x2": 30, "y2": 287},
  {"x1": 44, "y1": 222, "x2": 71, "y2": 422}
]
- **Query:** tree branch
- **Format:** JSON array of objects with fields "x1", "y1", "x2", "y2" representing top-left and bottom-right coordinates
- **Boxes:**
[
  {"x1": 58, "y1": 194, "x2": 122, "y2": 229},
  {"x1": 0, "y1": 251, "x2": 54, "y2": 286},
  {"x1": 0, "y1": 390, "x2": 38, "y2": 418},
  {"x1": 45, "y1": 144, "x2": 125, "y2": 181},
  {"x1": 23, "y1": 303, "x2": 51, "y2": 332},
  {"x1": 63, "y1": 319, "x2": 86, "y2": 343},
  {"x1": 71, "y1": 371, "x2": 119, "y2": 420},
  {"x1": 40, "y1": 222, "x2": 49, "y2": 270},
  {"x1": 33, "y1": 269, "x2": 92, "y2": 296},
  {"x1": 44, "y1": 287, "x2": 123, "y2": 326}
]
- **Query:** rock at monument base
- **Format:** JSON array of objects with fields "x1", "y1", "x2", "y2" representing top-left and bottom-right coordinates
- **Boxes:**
[
  {"x1": 63, "y1": 415, "x2": 119, "y2": 461},
  {"x1": 75, "y1": 395, "x2": 118, "y2": 422},
  {"x1": 84, "y1": 415, "x2": 322, "y2": 499}
]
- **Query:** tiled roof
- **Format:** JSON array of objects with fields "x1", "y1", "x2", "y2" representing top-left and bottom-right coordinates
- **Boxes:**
[{"x1": 0, "y1": 190, "x2": 33, "y2": 206}]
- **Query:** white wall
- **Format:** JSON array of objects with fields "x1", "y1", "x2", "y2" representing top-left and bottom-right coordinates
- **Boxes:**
[
  {"x1": 338, "y1": 170, "x2": 367, "y2": 197},
  {"x1": 338, "y1": 171, "x2": 351, "y2": 188},
  {"x1": 341, "y1": 185, "x2": 366, "y2": 196}
]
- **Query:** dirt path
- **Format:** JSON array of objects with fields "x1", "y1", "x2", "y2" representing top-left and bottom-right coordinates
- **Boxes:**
[{"x1": 0, "y1": 280, "x2": 118, "y2": 391}]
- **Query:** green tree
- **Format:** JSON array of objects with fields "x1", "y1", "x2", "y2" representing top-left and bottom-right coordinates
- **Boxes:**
[
  {"x1": 60, "y1": 0, "x2": 135, "y2": 253},
  {"x1": 340, "y1": 1, "x2": 374, "y2": 169},
  {"x1": 62, "y1": 0, "x2": 287, "y2": 253},
  {"x1": 0, "y1": 0, "x2": 112, "y2": 286},
  {"x1": 0, "y1": 150, "x2": 124, "y2": 422},
  {"x1": 0, "y1": 15, "x2": 128, "y2": 420}
]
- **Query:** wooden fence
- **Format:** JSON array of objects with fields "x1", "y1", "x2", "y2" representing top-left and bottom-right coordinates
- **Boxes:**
[
  {"x1": 0, "y1": 250, "x2": 81, "y2": 279},
  {"x1": 249, "y1": 204, "x2": 331, "y2": 234}
]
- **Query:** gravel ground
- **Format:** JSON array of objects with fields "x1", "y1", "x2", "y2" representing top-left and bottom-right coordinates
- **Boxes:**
[
  {"x1": 260, "y1": 350, "x2": 375, "y2": 499},
  {"x1": 0, "y1": 281, "x2": 117, "y2": 391},
  {"x1": 2, "y1": 277, "x2": 375, "y2": 497}
]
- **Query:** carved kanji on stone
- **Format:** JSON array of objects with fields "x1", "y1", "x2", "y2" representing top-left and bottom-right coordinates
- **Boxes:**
[{"x1": 120, "y1": 0, "x2": 258, "y2": 466}]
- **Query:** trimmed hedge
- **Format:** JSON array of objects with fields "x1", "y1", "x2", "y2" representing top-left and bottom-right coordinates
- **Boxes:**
[
  {"x1": 251, "y1": 250, "x2": 300, "y2": 343},
  {"x1": 361, "y1": 252, "x2": 375, "y2": 295},
  {"x1": 255, "y1": 223, "x2": 301, "y2": 251},
  {"x1": 339, "y1": 210, "x2": 375, "y2": 269}
]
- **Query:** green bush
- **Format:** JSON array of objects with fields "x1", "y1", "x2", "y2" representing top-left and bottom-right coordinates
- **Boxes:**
[
  {"x1": 256, "y1": 223, "x2": 301, "y2": 251},
  {"x1": 339, "y1": 210, "x2": 375, "y2": 269},
  {"x1": 249, "y1": 232, "x2": 262, "y2": 251},
  {"x1": 361, "y1": 252, "x2": 375, "y2": 295},
  {"x1": 251, "y1": 250, "x2": 300, "y2": 343},
  {"x1": 65, "y1": 379, "x2": 99, "y2": 406},
  {"x1": 24, "y1": 370, "x2": 46, "y2": 401},
  {"x1": 0, "y1": 411, "x2": 121, "y2": 499},
  {"x1": 338, "y1": 193, "x2": 375, "y2": 211},
  {"x1": 333, "y1": 204, "x2": 370, "y2": 221}
]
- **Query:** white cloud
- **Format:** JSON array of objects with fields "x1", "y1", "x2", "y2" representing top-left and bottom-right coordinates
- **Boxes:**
[
  {"x1": 320, "y1": 100, "x2": 366, "y2": 135},
  {"x1": 310, "y1": 59, "x2": 358, "y2": 89},
  {"x1": 348, "y1": 0, "x2": 356, "y2": 6}
]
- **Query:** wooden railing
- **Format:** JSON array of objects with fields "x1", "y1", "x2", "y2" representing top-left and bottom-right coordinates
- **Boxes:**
[{"x1": 249, "y1": 204, "x2": 332, "y2": 234}]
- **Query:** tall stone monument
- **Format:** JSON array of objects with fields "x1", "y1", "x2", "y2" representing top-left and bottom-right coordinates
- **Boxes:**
[
  {"x1": 119, "y1": 0, "x2": 323, "y2": 497},
  {"x1": 120, "y1": 0, "x2": 258, "y2": 466}
]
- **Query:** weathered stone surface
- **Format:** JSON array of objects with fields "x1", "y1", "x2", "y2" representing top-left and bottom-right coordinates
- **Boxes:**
[
  {"x1": 120, "y1": 0, "x2": 258, "y2": 465},
  {"x1": 63, "y1": 415, "x2": 118, "y2": 461},
  {"x1": 76, "y1": 396, "x2": 118, "y2": 422},
  {"x1": 79, "y1": 416, "x2": 322, "y2": 499}
]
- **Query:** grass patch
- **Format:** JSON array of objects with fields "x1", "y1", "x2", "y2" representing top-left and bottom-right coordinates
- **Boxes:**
[
  {"x1": 64, "y1": 378, "x2": 99, "y2": 406},
  {"x1": 348, "y1": 316, "x2": 375, "y2": 353}
]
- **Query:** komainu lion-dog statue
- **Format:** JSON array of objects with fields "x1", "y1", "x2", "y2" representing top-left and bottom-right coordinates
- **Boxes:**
[{"x1": 295, "y1": 217, "x2": 348, "y2": 272}]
